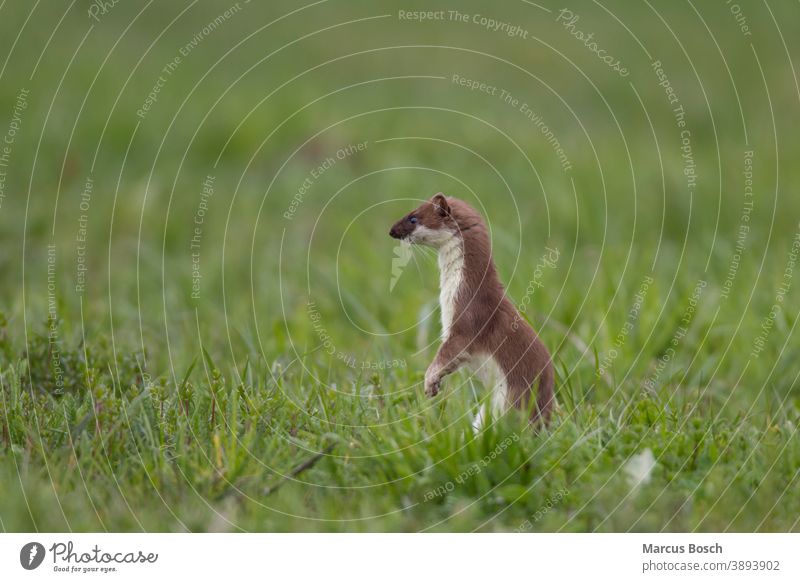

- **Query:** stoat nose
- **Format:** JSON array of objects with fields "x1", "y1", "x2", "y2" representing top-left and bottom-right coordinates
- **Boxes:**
[{"x1": 389, "y1": 227, "x2": 401, "y2": 239}]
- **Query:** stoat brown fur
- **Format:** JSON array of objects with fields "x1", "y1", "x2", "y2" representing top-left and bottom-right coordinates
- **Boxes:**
[{"x1": 389, "y1": 194, "x2": 554, "y2": 425}]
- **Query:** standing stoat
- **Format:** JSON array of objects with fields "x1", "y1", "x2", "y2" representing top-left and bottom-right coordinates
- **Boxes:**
[{"x1": 389, "y1": 193, "x2": 554, "y2": 425}]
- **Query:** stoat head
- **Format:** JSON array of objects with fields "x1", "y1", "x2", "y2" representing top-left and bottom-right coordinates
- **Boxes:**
[{"x1": 388, "y1": 193, "x2": 457, "y2": 248}]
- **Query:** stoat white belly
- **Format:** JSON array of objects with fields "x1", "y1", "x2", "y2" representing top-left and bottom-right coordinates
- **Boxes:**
[{"x1": 437, "y1": 236, "x2": 464, "y2": 340}]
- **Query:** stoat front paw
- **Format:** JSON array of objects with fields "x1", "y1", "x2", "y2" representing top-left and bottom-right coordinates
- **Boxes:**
[{"x1": 424, "y1": 370, "x2": 441, "y2": 397}]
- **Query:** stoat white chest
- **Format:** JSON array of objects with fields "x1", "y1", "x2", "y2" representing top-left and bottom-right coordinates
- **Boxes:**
[{"x1": 437, "y1": 236, "x2": 465, "y2": 340}]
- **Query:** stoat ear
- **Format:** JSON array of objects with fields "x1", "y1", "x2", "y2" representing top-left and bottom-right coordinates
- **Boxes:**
[{"x1": 431, "y1": 193, "x2": 450, "y2": 217}]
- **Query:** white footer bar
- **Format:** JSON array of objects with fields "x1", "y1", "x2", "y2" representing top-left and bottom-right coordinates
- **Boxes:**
[{"x1": 1, "y1": 533, "x2": 796, "y2": 581}]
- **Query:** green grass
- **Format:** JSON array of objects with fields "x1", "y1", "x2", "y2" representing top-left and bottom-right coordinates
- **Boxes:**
[{"x1": 0, "y1": 0, "x2": 799, "y2": 531}]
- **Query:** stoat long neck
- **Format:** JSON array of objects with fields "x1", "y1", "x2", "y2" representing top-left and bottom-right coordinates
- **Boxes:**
[{"x1": 437, "y1": 235, "x2": 465, "y2": 340}]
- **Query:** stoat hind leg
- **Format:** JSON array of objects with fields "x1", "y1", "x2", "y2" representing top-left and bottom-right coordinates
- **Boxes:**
[{"x1": 470, "y1": 354, "x2": 509, "y2": 432}]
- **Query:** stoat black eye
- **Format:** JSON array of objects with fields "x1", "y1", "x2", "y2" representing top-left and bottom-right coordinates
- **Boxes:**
[{"x1": 409, "y1": 216, "x2": 418, "y2": 224}]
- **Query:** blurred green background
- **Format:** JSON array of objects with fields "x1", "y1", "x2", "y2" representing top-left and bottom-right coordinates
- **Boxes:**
[{"x1": 0, "y1": 0, "x2": 798, "y2": 532}]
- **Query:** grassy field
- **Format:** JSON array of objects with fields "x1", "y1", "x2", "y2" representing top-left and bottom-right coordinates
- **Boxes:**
[{"x1": 0, "y1": 0, "x2": 799, "y2": 532}]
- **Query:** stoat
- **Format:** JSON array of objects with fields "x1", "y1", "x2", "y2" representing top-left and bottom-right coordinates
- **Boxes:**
[{"x1": 389, "y1": 193, "x2": 554, "y2": 425}]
